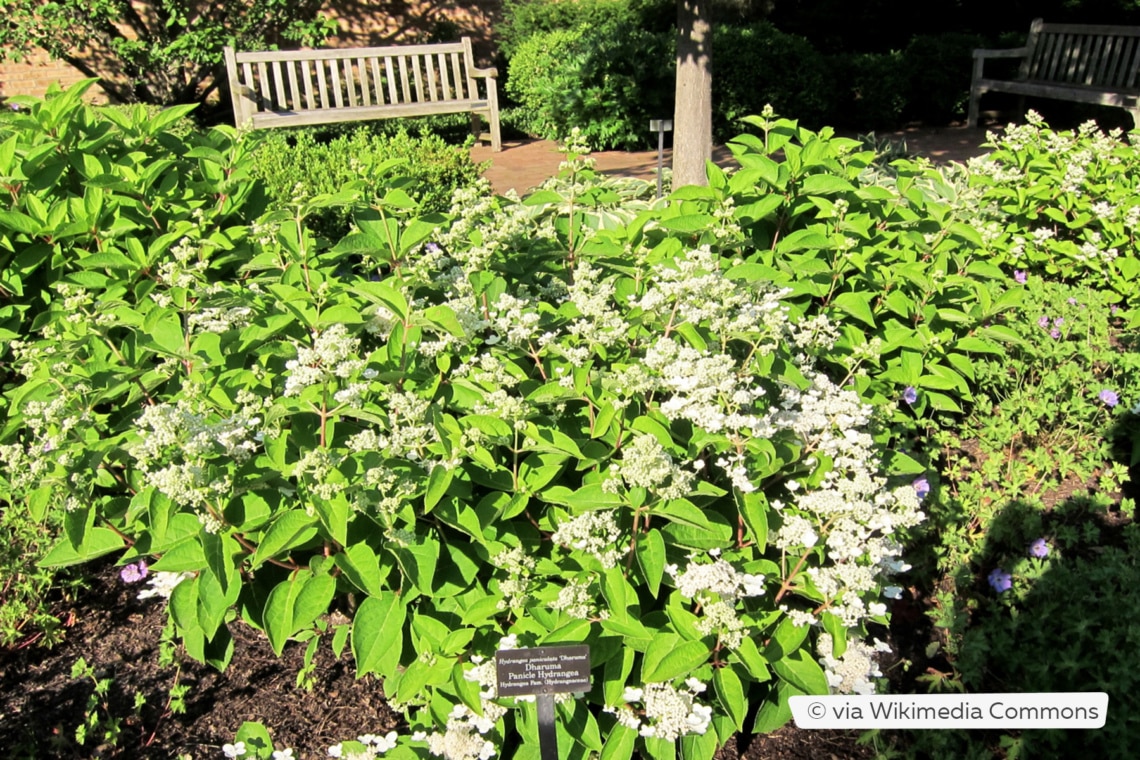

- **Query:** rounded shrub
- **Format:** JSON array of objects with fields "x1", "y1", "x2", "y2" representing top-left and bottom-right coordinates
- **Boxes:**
[
  {"x1": 712, "y1": 23, "x2": 834, "y2": 140},
  {"x1": 826, "y1": 51, "x2": 909, "y2": 130},
  {"x1": 498, "y1": 0, "x2": 673, "y2": 57},
  {"x1": 901, "y1": 33, "x2": 985, "y2": 125},
  {"x1": 505, "y1": 22, "x2": 674, "y2": 150}
]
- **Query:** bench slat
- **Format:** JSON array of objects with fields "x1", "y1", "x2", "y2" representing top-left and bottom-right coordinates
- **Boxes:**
[
  {"x1": 233, "y1": 41, "x2": 467, "y2": 63},
  {"x1": 1126, "y1": 38, "x2": 1140, "y2": 88},
  {"x1": 303, "y1": 60, "x2": 316, "y2": 110},
  {"x1": 398, "y1": 56, "x2": 412, "y2": 103},
  {"x1": 317, "y1": 59, "x2": 330, "y2": 109},
  {"x1": 330, "y1": 58, "x2": 344, "y2": 108},
  {"x1": 425, "y1": 54, "x2": 438, "y2": 101},
  {"x1": 269, "y1": 61, "x2": 285, "y2": 110},
  {"x1": 413, "y1": 56, "x2": 425, "y2": 103},
  {"x1": 344, "y1": 59, "x2": 357, "y2": 108},
  {"x1": 446, "y1": 50, "x2": 460, "y2": 99},
  {"x1": 385, "y1": 57, "x2": 399, "y2": 105},
  {"x1": 1089, "y1": 35, "x2": 1108, "y2": 84},
  {"x1": 358, "y1": 57, "x2": 372, "y2": 107},
  {"x1": 438, "y1": 53, "x2": 452, "y2": 99},
  {"x1": 286, "y1": 60, "x2": 302, "y2": 110},
  {"x1": 248, "y1": 99, "x2": 491, "y2": 129},
  {"x1": 369, "y1": 58, "x2": 384, "y2": 105}
]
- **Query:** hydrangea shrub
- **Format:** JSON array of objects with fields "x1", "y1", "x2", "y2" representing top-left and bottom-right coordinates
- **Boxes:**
[{"x1": 0, "y1": 98, "x2": 928, "y2": 759}]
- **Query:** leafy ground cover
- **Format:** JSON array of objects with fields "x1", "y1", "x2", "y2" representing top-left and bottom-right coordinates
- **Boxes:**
[{"x1": 1, "y1": 83, "x2": 1138, "y2": 760}]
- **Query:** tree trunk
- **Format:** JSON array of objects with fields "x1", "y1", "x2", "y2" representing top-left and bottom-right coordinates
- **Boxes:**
[{"x1": 672, "y1": 0, "x2": 712, "y2": 188}]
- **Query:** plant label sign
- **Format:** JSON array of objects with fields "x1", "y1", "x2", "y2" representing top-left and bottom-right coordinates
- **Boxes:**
[{"x1": 495, "y1": 644, "x2": 591, "y2": 696}]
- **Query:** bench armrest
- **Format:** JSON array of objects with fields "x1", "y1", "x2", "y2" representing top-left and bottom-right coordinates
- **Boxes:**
[
  {"x1": 470, "y1": 65, "x2": 499, "y2": 79},
  {"x1": 972, "y1": 47, "x2": 1028, "y2": 60}
]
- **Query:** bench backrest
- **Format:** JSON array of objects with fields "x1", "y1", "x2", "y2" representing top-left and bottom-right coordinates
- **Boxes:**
[
  {"x1": 224, "y1": 38, "x2": 488, "y2": 126},
  {"x1": 1023, "y1": 19, "x2": 1140, "y2": 91}
]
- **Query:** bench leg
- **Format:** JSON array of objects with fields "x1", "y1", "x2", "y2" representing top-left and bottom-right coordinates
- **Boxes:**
[
  {"x1": 1129, "y1": 108, "x2": 1140, "y2": 131},
  {"x1": 967, "y1": 89, "x2": 980, "y2": 128}
]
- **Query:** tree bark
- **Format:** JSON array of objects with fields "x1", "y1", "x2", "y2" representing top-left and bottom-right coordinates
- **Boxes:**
[{"x1": 672, "y1": 0, "x2": 712, "y2": 188}]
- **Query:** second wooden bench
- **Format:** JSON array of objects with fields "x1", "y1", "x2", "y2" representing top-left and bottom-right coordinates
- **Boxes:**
[{"x1": 968, "y1": 18, "x2": 1140, "y2": 128}]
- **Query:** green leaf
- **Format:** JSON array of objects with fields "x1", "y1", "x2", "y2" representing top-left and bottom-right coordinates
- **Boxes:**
[
  {"x1": 336, "y1": 543, "x2": 386, "y2": 596},
  {"x1": 714, "y1": 666, "x2": 747, "y2": 730},
  {"x1": 635, "y1": 528, "x2": 666, "y2": 597},
  {"x1": 251, "y1": 510, "x2": 318, "y2": 569},
  {"x1": 600, "y1": 724, "x2": 637, "y2": 760},
  {"x1": 831, "y1": 291, "x2": 876, "y2": 328},
  {"x1": 38, "y1": 528, "x2": 126, "y2": 568},
  {"x1": 739, "y1": 491, "x2": 769, "y2": 549},
  {"x1": 771, "y1": 649, "x2": 829, "y2": 695},
  {"x1": 352, "y1": 591, "x2": 406, "y2": 679},
  {"x1": 642, "y1": 634, "x2": 708, "y2": 683}
]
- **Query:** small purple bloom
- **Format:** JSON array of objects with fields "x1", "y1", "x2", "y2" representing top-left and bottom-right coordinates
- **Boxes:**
[
  {"x1": 120, "y1": 560, "x2": 148, "y2": 584},
  {"x1": 912, "y1": 476, "x2": 930, "y2": 500},
  {"x1": 1111, "y1": 304, "x2": 1119, "y2": 315},
  {"x1": 903, "y1": 386, "x2": 918, "y2": 405},
  {"x1": 425, "y1": 242, "x2": 441, "y2": 254},
  {"x1": 1053, "y1": 317, "x2": 1064, "y2": 327},
  {"x1": 1037, "y1": 315, "x2": 1050, "y2": 329},
  {"x1": 1029, "y1": 538, "x2": 1049, "y2": 558},
  {"x1": 1067, "y1": 297, "x2": 1077, "y2": 305},
  {"x1": 1099, "y1": 389, "x2": 1119, "y2": 407},
  {"x1": 988, "y1": 568, "x2": 1012, "y2": 593},
  {"x1": 1014, "y1": 270, "x2": 1027, "y2": 284},
  {"x1": 1050, "y1": 328, "x2": 1061, "y2": 339}
]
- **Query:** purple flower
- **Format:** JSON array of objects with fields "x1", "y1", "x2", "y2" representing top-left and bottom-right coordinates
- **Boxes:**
[
  {"x1": 912, "y1": 476, "x2": 930, "y2": 500},
  {"x1": 1099, "y1": 389, "x2": 1119, "y2": 407},
  {"x1": 1067, "y1": 297, "x2": 1077, "y2": 305},
  {"x1": 1029, "y1": 538, "x2": 1049, "y2": 558},
  {"x1": 1050, "y1": 328, "x2": 1061, "y2": 339},
  {"x1": 120, "y1": 560, "x2": 148, "y2": 584},
  {"x1": 1111, "y1": 304, "x2": 1119, "y2": 315},
  {"x1": 903, "y1": 386, "x2": 918, "y2": 405},
  {"x1": 1014, "y1": 270, "x2": 1027, "y2": 284},
  {"x1": 988, "y1": 568, "x2": 1012, "y2": 593},
  {"x1": 1037, "y1": 315, "x2": 1050, "y2": 329},
  {"x1": 1053, "y1": 317, "x2": 1064, "y2": 327},
  {"x1": 425, "y1": 242, "x2": 441, "y2": 254}
]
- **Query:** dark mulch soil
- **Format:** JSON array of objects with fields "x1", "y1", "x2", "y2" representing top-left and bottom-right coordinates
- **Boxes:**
[{"x1": 0, "y1": 561, "x2": 876, "y2": 759}]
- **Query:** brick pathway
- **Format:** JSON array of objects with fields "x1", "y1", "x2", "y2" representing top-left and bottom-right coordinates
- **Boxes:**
[{"x1": 470, "y1": 126, "x2": 994, "y2": 196}]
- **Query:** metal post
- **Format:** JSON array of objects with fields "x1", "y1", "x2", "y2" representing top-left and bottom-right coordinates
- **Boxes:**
[
  {"x1": 537, "y1": 693, "x2": 558, "y2": 760},
  {"x1": 649, "y1": 119, "x2": 673, "y2": 199}
]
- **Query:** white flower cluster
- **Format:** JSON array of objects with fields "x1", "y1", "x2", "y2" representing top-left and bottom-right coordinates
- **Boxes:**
[
  {"x1": 550, "y1": 577, "x2": 609, "y2": 620},
  {"x1": 550, "y1": 510, "x2": 623, "y2": 568},
  {"x1": 187, "y1": 305, "x2": 253, "y2": 335},
  {"x1": 817, "y1": 632, "x2": 891, "y2": 695},
  {"x1": 137, "y1": 571, "x2": 193, "y2": 601},
  {"x1": 491, "y1": 546, "x2": 537, "y2": 609},
  {"x1": 606, "y1": 680, "x2": 713, "y2": 741},
  {"x1": 566, "y1": 260, "x2": 628, "y2": 347},
  {"x1": 327, "y1": 731, "x2": 399, "y2": 759},
  {"x1": 668, "y1": 556, "x2": 765, "y2": 601},
  {"x1": 284, "y1": 324, "x2": 366, "y2": 397},
  {"x1": 603, "y1": 434, "x2": 694, "y2": 501},
  {"x1": 131, "y1": 400, "x2": 260, "y2": 467}
]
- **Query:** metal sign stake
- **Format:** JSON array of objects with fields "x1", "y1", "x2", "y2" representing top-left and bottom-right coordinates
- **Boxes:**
[
  {"x1": 537, "y1": 692, "x2": 558, "y2": 760},
  {"x1": 649, "y1": 119, "x2": 673, "y2": 199},
  {"x1": 495, "y1": 643, "x2": 591, "y2": 760}
]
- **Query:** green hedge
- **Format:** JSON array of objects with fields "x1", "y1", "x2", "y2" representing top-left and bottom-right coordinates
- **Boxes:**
[{"x1": 249, "y1": 127, "x2": 486, "y2": 239}]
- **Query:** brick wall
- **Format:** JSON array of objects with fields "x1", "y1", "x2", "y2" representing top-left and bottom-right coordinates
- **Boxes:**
[
  {"x1": 0, "y1": 0, "x2": 503, "y2": 103},
  {"x1": 0, "y1": 47, "x2": 104, "y2": 101}
]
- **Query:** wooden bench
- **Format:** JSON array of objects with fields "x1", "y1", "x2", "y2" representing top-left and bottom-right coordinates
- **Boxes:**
[
  {"x1": 223, "y1": 38, "x2": 501, "y2": 151},
  {"x1": 968, "y1": 18, "x2": 1140, "y2": 128}
]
